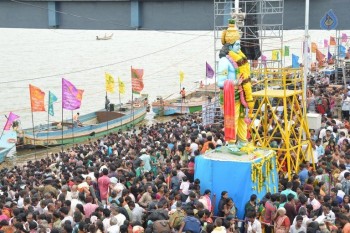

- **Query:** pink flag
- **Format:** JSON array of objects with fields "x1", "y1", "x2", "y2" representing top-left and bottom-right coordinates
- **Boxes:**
[
  {"x1": 62, "y1": 78, "x2": 84, "y2": 110},
  {"x1": 261, "y1": 55, "x2": 267, "y2": 67},
  {"x1": 342, "y1": 33, "x2": 348, "y2": 43},
  {"x1": 206, "y1": 62, "x2": 214, "y2": 79},
  {"x1": 324, "y1": 39, "x2": 328, "y2": 48},
  {"x1": 3, "y1": 112, "x2": 19, "y2": 130}
]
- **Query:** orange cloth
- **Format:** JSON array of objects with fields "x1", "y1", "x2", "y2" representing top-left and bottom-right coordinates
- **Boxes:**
[{"x1": 223, "y1": 80, "x2": 236, "y2": 141}]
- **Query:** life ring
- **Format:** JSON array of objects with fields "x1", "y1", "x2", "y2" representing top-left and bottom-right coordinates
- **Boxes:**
[
  {"x1": 7, "y1": 138, "x2": 16, "y2": 144},
  {"x1": 133, "y1": 103, "x2": 141, "y2": 108}
]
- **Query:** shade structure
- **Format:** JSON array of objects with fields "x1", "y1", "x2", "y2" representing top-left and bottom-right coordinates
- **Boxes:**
[{"x1": 194, "y1": 147, "x2": 278, "y2": 219}]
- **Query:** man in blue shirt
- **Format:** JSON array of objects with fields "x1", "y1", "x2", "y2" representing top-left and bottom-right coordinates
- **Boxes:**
[{"x1": 298, "y1": 163, "x2": 309, "y2": 186}]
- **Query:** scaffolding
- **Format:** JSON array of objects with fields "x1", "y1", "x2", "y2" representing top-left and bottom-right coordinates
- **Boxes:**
[
  {"x1": 214, "y1": 0, "x2": 284, "y2": 70},
  {"x1": 250, "y1": 68, "x2": 313, "y2": 180}
]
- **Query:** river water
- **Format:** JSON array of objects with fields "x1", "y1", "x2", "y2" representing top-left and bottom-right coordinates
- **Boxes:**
[{"x1": 0, "y1": 28, "x2": 349, "y2": 164}]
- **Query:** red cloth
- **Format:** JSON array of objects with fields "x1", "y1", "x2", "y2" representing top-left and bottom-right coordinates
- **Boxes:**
[{"x1": 223, "y1": 80, "x2": 236, "y2": 141}]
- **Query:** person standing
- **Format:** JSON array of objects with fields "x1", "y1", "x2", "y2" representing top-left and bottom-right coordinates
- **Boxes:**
[
  {"x1": 98, "y1": 168, "x2": 110, "y2": 205},
  {"x1": 180, "y1": 87, "x2": 186, "y2": 102}
]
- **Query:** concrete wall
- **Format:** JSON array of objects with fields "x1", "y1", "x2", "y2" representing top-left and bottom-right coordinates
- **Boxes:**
[{"x1": 0, "y1": 0, "x2": 349, "y2": 30}]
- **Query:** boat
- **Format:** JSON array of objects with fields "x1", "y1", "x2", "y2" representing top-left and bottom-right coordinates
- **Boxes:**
[
  {"x1": 152, "y1": 84, "x2": 218, "y2": 116},
  {"x1": 96, "y1": 33, "x2": 113, "y2": 40},
  {"x1": 17, "y1": 97, "x2": 148, "y2": 149},
  {"x1": 0, "y1": 130, "x2": 17, "y2": 163}
]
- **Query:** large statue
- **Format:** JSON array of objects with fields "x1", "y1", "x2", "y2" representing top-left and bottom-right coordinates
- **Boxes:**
[{"x1": 217, "y1": 20, "x2": 254, "y2": 146}]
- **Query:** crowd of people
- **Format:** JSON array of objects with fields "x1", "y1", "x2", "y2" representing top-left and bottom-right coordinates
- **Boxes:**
[{"x1": 2, "y1": 81, "x2": 350, "y2": 233}]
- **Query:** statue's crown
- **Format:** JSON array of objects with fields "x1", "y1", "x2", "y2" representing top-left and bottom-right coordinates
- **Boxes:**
[{"x1": 221, "y1": 19, "x2": 241, "y2": 45}]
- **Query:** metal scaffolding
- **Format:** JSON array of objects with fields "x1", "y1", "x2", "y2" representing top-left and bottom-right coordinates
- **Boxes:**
[{"x1": 214, "y1": 0, "x2": 284, "y2": 70}]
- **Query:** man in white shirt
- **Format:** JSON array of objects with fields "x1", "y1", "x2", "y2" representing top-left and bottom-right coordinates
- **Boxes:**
[
  {"x1": 316, "y1": 204, "x2": 336, "y2": 224},
  {"x1": 290, "y1": 215, "x2": 307, "y2": 233},
  {"x1": 139, "y1": 148, "x2": 151, "y2": 172},
  {"x1": 246, "y1": 211, "x2": 262, "y2": 233},
  {"x1": 307, "y1": 192, "x2": 321, "y2": 211},
  {"x1": 107, "y1": 217, "x2": 120, "y2": 233}
]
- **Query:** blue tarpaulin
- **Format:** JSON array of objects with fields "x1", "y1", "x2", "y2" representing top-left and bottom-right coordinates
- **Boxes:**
[{"x1": 194, "y1": 149, "x2": 278, "y2": 219}]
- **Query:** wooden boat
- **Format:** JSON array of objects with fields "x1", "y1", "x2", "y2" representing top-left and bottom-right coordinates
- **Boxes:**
[
  {"x1": 152, "y1": 84, "x2": 218, "y2": 116},
  {"x1": 17, "y1": 99, "x2": 147, "y2": 149},
  {"x1": 0, "y1": 130, "x2": 17, "y2": 163},
  {"x1": 96, "y1": 33, "x2": 113, "y2": 40}
]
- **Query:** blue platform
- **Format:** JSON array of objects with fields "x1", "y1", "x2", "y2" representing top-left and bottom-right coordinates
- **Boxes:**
[{"x1": 194, "y1": 147, "x2": 278, "y2": 219}]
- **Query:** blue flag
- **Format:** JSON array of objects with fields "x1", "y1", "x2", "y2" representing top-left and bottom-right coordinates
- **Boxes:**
[
  {"x1": 48, "y1": 91, "x2": 58, "y2": 116},
  {"x1": 340, "y1": 45, "x2": 346, "y2": 58},
  {"x1": 292, "y1": 54, "x2": 300, "y2": 68}
]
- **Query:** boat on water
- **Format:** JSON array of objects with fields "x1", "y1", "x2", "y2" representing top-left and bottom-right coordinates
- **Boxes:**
[
  {"x1": 17, "y1": 97, "x2": 148, "y2": 149},
  {"x1": 152, "y1": 84, "x2": 218, "y2": 116},
  {"x1": 0, "y1": 130, "x2": 17, "y2": 163},
  {"x1": 96, "y1": 33, "x2": 113, "y2": 40}
]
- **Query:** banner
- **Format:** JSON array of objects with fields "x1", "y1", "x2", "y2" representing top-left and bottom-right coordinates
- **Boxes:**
[
  {"x1": 62, "y1": 78, "x2": 84, "y2": 110},
  {"x1": 131, "y1": 68, "x2": 144, "y2": 94},
  {"x1": 118, "y1": 77, "x2": 126, "y2": 94},
  {"x1": 29, "y1": 84, "x2": 45, "y2": 112},
  {"x1": 330, "y1": 36, "x2": 336, "y2": 46},
  {"x1": 272, "y1": 50, "x2": 279, "y2": 61},
  {"x1": 179, "y1": 71, "x2": 185, "y2": 83},
  {"x1": 3, "y1": 112, "x2": 19, "y2": 130},
  {"x1": 284, "y1": 46, "x2": 290, "y2": 57},
  {"x1": 292, "y1": 54, "x2": 300, "y2": 68},
  {"x1": 105, "y1": 73, "x2": 115, "y2": 93},
  {"x1": 206, "y1": 62, "x2": 214, "y2": 79},
  {"x1": 48, "y1": 91, "x2": 58, "y2": 116}
]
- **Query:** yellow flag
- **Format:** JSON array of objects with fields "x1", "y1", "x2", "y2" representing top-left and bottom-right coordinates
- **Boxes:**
[
  {"x1": 105, "y1": 73, "x2": 115, "y2": 93},
  {"x1": 118, "y1": 77, "x2": 125, "y2": 94},
  {"x1": 272, "y1": 50, "x2": 279, "y2": 61},
  {"x1": 179, "y1": 71, "x2": 185, "y2": 83}
]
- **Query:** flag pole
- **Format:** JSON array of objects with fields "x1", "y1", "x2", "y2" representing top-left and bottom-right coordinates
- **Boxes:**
[
  {"x1": 106, "y1": 92, "x2": 109, "y2": 131},
  {"x1": 180, "y1": 76, "x2": 182, "y2": 114},
  {"x1": 46, "y1": 105, "x2": 49, "y2": 158},
  {"x1": 61, "y1": 105, "x2": 64, "y2": 154},
  {"x1": 71, "y1": 110, "x2": 75, "y2": 145},
  {"x1": 31, "y1": 110, "x2": 37, "y2": 160},
  {"x1": 131, "y1": 66, "x2": 134, "y2": 130}
]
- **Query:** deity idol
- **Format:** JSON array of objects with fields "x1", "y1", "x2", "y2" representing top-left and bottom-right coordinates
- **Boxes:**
[{"x1": 217, "y1": 20, "x2": 254, "y2": 146}]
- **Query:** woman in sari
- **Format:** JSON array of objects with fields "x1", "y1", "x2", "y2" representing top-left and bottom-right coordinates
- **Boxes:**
[
  {"x1": 274, "y1": 207, "x2": 290, "y2": 233},
  {"x1": 223, "y1": 197, "x2": 237, "y2": 218}
]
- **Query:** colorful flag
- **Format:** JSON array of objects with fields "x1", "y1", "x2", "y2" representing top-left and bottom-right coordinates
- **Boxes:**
[
  {"x1": 105, "y1": 73, "x2": 115, "y2": 93},
  {"x1": 261, "y1": 54, "x2": 267, "y2": 67},
  {"x1": 316, "y1": 49, "x2": 325, "y2": 62},
  {"x1": 131, "y1": 68, "x2": 144, "y2": 94},
  {"x1": 342, "y1": 33, "x2": 348, "y2": 43},
  {"x1": 284, "y1": 46, "x2": 290, "y2": 57},
  {"x1": 48, "y1": 91, "x2": 58, "y2": 116},
  {"x1": 29, "y1": 84, "x2": 45, "y2": 112},
  {"x1": 62, "y1": 78, "x2": 84, "y2": 110},
  {"x1": 324, "y1": 39, "x2": 329, "y2": 48},
  {"x1": 179, "y1": 71, "x2": 185, "y2": 83},
  {"x1": 118, "y1": 77, "x2": 126, "y2": 94},
  {"x1": 330, "y1": 36, "x2": 336, "y2": 46},
  {"x1": 311, "y1": 42, "x2": 318, "y2": 53},
  {"x1": 206, "y1": 62, "x2": 214, "y2": 79},
  {"x1": 328, "y1": 49, "x2": 332, "y2": 61},
  {"x1": 272, "y1": 50, "x2": 279, "y2": 60},
  {"x1": 292, "y1": 54, "x2": 300, "y2": 68},
  {"x1": 340, "y1": 45, "x2": 347, "y2": 58},
  {"x1": 3, "y1": 112, "x2": 19, "y2": 130}
]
